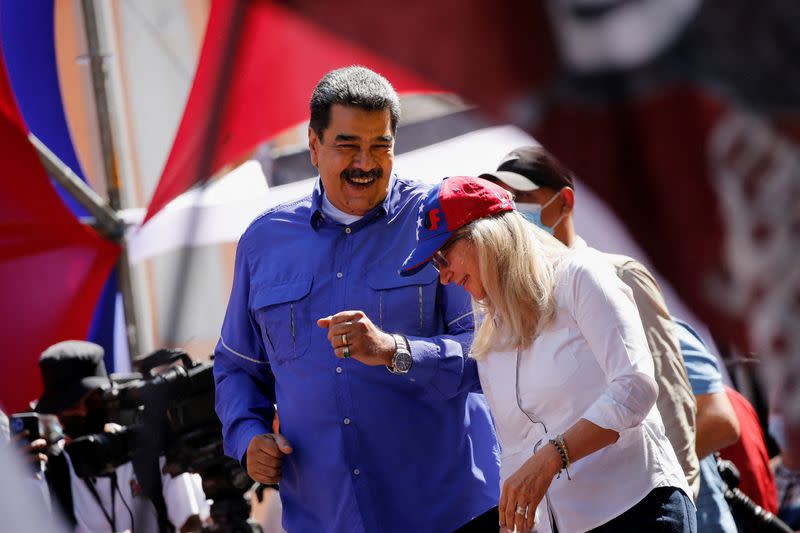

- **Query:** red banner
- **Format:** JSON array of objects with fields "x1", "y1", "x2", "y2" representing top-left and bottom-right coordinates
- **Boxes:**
[
  {"x1": 144, "y1": 0, "x2": 800, "y2": 423},
  {"x1": 144, "y1": 0, "x2": 440, "y2": 223},
  {"x1": 283, "y1": 0, "x2": 800, "y2": 421},
  {"x1": 0, "y1": 44, "x2": 119, "y2": 413}
]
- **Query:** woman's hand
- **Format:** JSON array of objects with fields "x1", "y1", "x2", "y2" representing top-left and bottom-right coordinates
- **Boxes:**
[{"x1": 499, "y1": 443, "x2": 562, "y2": 532}]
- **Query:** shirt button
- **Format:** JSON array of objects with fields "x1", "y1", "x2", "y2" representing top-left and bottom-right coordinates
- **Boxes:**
[
  {"x1": 343, "y1": 417, "x2": 351, "y2": 425},
  {"x1": 353, "y1": 468, "x2": 360, "y2": 476},
  {"x1": 345, "y1": 227, "x2": 352, "y2": 234},
  {"x1": 336, "y1": 272, "x2": 343, "y2": 279},
  {"x1": 336, "y1": 366, "x2": 342, "y2": 374}
]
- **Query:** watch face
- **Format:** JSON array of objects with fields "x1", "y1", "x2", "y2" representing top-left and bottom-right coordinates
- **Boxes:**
[{"x1": 394, "y1": 351, "x2": 413, "y2": 373}]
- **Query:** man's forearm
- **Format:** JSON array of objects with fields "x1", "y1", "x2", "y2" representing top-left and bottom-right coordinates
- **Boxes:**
[{"x1": 695, "y1": 392, "x2": 740, "y2": 458}]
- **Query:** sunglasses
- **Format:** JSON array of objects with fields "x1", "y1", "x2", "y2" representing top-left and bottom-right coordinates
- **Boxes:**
[
  {"x1": 431, "y1": 250, "x2": 449, "y2": 271},
  {"x1": 430, "y1": 235, "x2": 465, "y2": 271}
]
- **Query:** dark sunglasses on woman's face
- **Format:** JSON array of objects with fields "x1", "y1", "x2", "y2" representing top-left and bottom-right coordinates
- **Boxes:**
[
  {"x1": 431, "y1": 250, "x2": 449, "y2": 271},
  {"x1": 431, "y1": 235, "x2": 466, "y2": 272}
]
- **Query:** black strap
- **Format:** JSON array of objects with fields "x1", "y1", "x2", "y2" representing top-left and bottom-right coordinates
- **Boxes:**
[
  {"x1": 45, "y1": 451, "x2": 76, "y2": 527},
  {"x1": 132, "y1": 453, "x2": 174, "y2": 533},
  {"x1": 83, "y1": 473, "x2": 117, "y2": 531}
]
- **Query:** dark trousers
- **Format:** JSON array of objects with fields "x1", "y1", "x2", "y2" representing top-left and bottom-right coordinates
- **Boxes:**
[
  {"x1": 589, "y1": 486, "x2": 696, "y2": 532},
  {"x1": 453, "y1": 506, "x2": 499, "y2": 533}
]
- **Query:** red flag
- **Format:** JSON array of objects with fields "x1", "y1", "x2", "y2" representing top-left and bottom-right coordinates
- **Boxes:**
[
  {"x1": 284, "y1": 0, "x2": 800, "y2": 375},
  {"x1": 146, "y1": 0, "x2": 799, "y2": 425},
  {"x1": 0, "y1": 44, "x2": 119, "y2": 413},
  {"x1": 279, "y1": 1, "x2": 800, "y2": 428},
  {"x1": 144, "y1": 0, "x2": 441, "y2": 223},
  {"x1": 534, "y1": 86, "x2": 742, "y2": 344}
]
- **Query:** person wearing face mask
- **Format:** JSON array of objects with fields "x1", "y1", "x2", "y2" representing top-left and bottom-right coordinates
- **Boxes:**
[
  {"x1": 479, "y1": 145, "x2": 701, "y2": 499},
  {"x1": 35, "y1": 341, "x2": 209, "y2": 533},
  {"x1": 398, "y1": 176, "x2": 695, "y2": 532}
]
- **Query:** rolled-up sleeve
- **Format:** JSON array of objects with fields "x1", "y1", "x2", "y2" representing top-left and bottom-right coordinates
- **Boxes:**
[
  {"x1": 570, "y1": 258, "x2": 659, "y2": 432},
  {"x1": 214, "y1": 239, "x2": 275, "y2": 463},
  {"x1": 404, "y1": 281, "x2": 480, "y2": 398}
]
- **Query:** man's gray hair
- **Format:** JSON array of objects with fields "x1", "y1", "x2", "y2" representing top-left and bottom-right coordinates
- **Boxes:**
[{"x1": 310, "y1": 66, "x2": 401, "y2": 140}]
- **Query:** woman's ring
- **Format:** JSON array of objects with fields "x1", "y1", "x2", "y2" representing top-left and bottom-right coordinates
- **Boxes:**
[
  {"x1": 515, "y1": 505, "x2": 527, "y2": 516},
  {"x1": 342, "y1": 333, "x2": 347, "y2": 346}
]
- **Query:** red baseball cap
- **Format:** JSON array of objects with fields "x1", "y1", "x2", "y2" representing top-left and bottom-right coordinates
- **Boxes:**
[{"x1": 400, "y1": 176, "x2": 514, "y2": 276}]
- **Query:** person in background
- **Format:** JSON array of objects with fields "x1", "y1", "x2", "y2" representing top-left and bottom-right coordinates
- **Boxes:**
[
  {"x1": 399, "y1": 176, "x2": 694, "y2": 533},
  {"x1": 769, "y1": 389, "x2": 800, "y2": 529},
  {"x1": 36, "y1": 340, "x2": 208, "y2": 533},
  {"x1": 0, "y1": 407, "x2": 55, "y2": 520},
  {"x1": 774, "y1": 460, "x2": 800, "y2": 529},
  {"x1": 719, "y1": 386, "x2": 780, "y2": 529},
  {"x1": 673, "y1": 319, "x2": 739, "y2": 532},
  {"x1": 479, "y1": 145, "x2": 701, "y2": 496},
  {"x1": 0, "y1": 439, "x2": 69, "y2": 532},
  {"x1": 213, "y1": 66, "x2": 500, "y2": 532}
]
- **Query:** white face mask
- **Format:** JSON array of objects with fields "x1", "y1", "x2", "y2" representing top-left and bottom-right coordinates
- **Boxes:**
[{"x1": 515, "y1": 192, "x2": 563, "y2": 234}]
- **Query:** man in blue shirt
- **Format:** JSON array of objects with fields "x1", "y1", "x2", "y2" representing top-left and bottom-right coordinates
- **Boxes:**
[
  {"x1": 214, "y1": 66, "x2": 500, "y2": 532},
  {"x1": 675, "y1": 319, "x2": 740, "y2": 533}
]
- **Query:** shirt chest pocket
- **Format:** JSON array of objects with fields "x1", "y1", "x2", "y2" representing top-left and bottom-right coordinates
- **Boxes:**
[
  {"x1": 252, "y1": 277, "x2": 313, "y2": 365},
  {"x1": 366, "y1": 266, "x2": 439, "y2": 337}
]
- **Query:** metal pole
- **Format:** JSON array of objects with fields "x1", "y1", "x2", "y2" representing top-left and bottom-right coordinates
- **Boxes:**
[
  {"x1": 29, "y1": 133, "x2": 123, "y2": 240},
  {"x1": 163, "y1": 2, "x2": 247, "y2": 347},
  {"x1": 81, "y1": 0, "x2": 141, "y2": 358}
]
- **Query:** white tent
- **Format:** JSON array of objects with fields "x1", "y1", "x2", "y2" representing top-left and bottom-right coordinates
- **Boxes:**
[{"x1": 122, "y1": 124, "x2": 713, "y2": 350}]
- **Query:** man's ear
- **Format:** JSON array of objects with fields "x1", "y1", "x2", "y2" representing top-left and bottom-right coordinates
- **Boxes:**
[
  {"x1": 560, "y1": 187, "x2": 575, "y2": 214},
  {"x1": 308, "y1": 127, "x2": 320, "y2": 168}
]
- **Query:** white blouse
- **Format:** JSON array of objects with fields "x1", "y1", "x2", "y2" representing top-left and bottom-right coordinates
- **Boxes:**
[{"x1": 477, "y1": 247, "x2": 690, "y2": 533}]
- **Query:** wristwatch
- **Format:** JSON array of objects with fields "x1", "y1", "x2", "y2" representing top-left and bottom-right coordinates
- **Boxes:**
[{"x1": 387, "y1": 334, "x2": 413, "y2": 375}]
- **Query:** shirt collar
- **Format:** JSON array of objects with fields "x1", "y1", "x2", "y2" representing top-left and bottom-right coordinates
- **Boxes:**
[
  {"x1": 571, "y1": 235, "x2": 588, "y2": 250},
  {"x1": 310, "y1": 174, "x2": 400, "y2": 230}
]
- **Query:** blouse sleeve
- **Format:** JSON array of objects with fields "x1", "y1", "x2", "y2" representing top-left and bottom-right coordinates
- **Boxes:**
[{"x1": 567, "y1": 253, "x2": 659, "y2": 432}]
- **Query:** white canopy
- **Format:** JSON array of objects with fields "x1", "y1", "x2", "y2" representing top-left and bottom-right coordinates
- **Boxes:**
[{"x1": 122, "y1": 124, "x2": 707, "y2": 336}]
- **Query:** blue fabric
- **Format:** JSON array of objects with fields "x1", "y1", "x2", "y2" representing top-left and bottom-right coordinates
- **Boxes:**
[
  {"x1": 0, "y1": 0, "x2": 89, "y2": 217},
  {"x1": 0, "y1": 1, "x2": 119, "y2": 367},
  {"x1": 588, "y1": 486, "x2": 696, "y2": 532},
  {"x1": 696, "y1": 455, "x2": 737, "y2": 533},
  {"x1": 776, "y1": 465, "x2": 800, "y2": 529},
  {"x1": 676, "y1": 319, "x2": 724, "y2": 395},
  {"x1": 674, "y1": 319, "x2": 737, "y2": 533},
  {"x1": 88, "y1": 267, "x2": 119, "y2": 372},
  {"x1": 214, "y1": 176, "x2": 500, "y2": 533}
]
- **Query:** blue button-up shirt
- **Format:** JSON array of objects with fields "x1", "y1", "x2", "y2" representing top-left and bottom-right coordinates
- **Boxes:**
[
  {"x1": 214, "y1": 176, "x2": 500, "y2": 533},
  {"x1": 675, "y1": 319, "x2": 737, "y2": 533}
]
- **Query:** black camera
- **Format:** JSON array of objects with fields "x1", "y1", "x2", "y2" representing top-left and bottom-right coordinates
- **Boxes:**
[
  {"x1": 10, "y1": 412, "x2": 63, "y2": 447},
  {"x1": 62, "y1": 348, "x2": 260, "y2": 532},
  {"x1": 64, "y1": 349, "x2": 218, "y2": 478},
  {"x1": 716, "y1": 455, "x2": 792, "y2": 533},
  {"x1": 10, "y1": 412, "x2": 64, "y2": 472}
]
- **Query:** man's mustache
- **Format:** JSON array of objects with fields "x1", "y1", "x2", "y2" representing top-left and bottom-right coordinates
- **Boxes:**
[{"x1": 341, "y1": 168, "x2": 383, "y2": 180}]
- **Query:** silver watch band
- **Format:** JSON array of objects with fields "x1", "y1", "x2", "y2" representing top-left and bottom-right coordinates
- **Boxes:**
[{"x1": 387, "y1": 334, "x2": 411, "y2": 375}]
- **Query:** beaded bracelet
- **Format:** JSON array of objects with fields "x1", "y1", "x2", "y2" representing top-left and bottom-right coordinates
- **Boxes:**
[{"x1": 548, "y1": 434, "x2": 572, "y2": 480}]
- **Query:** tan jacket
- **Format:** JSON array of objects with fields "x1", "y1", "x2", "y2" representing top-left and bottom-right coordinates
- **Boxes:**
[
  {"x1": 605, "y1": 252, "x2": 701, "y2": 496},
  {"x1": 573, "y1": 238, "x2": 700, "y2": 496}
]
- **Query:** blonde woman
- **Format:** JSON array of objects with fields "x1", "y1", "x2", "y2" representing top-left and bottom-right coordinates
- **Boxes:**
[{"x1": 400, "y1": 176, "x2": 694, "y2": 533}]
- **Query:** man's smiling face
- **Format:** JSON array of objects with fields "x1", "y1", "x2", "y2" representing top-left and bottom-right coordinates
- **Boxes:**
[{"x1": 309, "y1": 104, "x2": 395, "y2": 216}]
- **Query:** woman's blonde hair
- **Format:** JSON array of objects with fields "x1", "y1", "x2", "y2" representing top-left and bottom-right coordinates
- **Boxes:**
[{"x1": 455, "y1": 210, "x2": 569, "y2": 360}]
